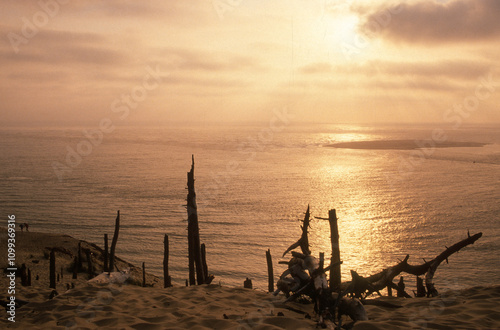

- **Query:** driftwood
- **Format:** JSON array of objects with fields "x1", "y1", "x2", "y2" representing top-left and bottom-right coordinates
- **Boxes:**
[
  {"x1": 109, "y1": 210, "x2": 120, "y2": 273},
  {"x1": 350, "y1": 232, "x2": 483, "y2": 298},
  {"x1": 86, "y1": 249, "x2": 94, "y2": 279},
  {"x1": 279, "y1": 207, "x2": 367, "y2": 327},
  {"x1": 187, "y1": 155, "x2": 206, "y2": 285},
  {"x1": 77, "y1": 242, "x2": 83, "y2": 272},
  {"x1": 20, "y1": 264, "x2": 28, "y2": 286},
  {"x1": 103, "y1": 234, "x2": 109, "y2": 272},
  {"x1": 163, "y1": 234, "x2": 172, "y2": 288},
  {"x1": 415, "y1": 276, "x2": 426, "y2": 297},
  {"x1": 277, "y1": 206, "x2": 483, "y2": 327},
  {"x1": 266, "y1": 249, "x2": 274, "y2": 293},
  {"x1": 49, "y1": 249, "x2": 56, "y2": 289},
  {"x1": 72, "y1": 256, "x2": 78, "y2": 279},
  {"x1": 328, "y1": 209, "x2": 341, "y2": 292},
  {"x1": 244, "y1": 278, "x2": 252, "y2": 289},
  {"x1": 142, "y1": 262, "x2": 146, "y2": 287},
  {"x1": 283, "y1": 205, "x2": 311, "y2": 257},
  {"x1": 201, "y1": 243, "x2": 209, "y2": 282}
]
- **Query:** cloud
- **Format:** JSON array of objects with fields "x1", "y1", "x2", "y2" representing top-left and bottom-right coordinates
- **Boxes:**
[
  {"x1": 358, "y1": 0, "x2": 500, "y2": 44},
  {"x1": 299, "y1": 59, "x2": 491, "y2": 81},
  {"x1": 0, "y1": 27, "x2": 128, "y2": 66},
  {"x1": 156, "y1": 47, "x2": 263, "y2": 73},
  {"x1": 0, "y1": 1, "x2": 210, "y2": 25}
]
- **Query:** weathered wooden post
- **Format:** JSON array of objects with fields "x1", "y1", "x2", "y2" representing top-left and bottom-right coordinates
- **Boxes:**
[
  {"x1": 109, "y1": 210, "x2": 120, "y2": 273},
  {"x1": 416, "y1": 276, "x2": 426, "y2": 297},
  {"x1": 104, "y1": 233, "x2": 109, "y2": 272},
  {"x1": 72, "y1": 256, "x2": 78, "y2": 279},
  {"x1": 86, "y1": 249, "x2": 93, "y2": 279},
  {"x1": 163, "y1": 234, "x2": 172, "y2": 288},
  {"x1": 20, "y1": 264, "x2": 28, "y2": 286},
  {"x1": 319, "y1": 252, "x2": 325, "y2": 270},
  {"x1": 186, "y1": 155, "x2": 205, "y2": 285},
  {"x1": 266, "y1": 249, "x2": 274, "y2": 293},
  {"x1": 201, "y1": 243, "x2": 209, "y2": 281},
  {"x1": 328, "y1": 209, "x2": 341, "y2": 292},
  {"x1": 397, "y1": 276, "x2": 406, "y2": 297},
  {"x1": 50, "y1": 249, "x2": 56, "y2": 289},
  {"x1": 244, "y1": 277, "x2": 253, "y2": 289},
  {"x1": 142, "y1": 262, "x2": 146, "y2": 287},
  {"x1": 387, "y1": 284, "x2": 393, "y2": 297},
  {"x1": 77, "y1": 242, "x2": 83, "y2": 272}
]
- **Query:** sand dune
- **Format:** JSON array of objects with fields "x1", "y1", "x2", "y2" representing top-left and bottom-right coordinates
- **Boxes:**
[
  {"x1": 327, "y1": 140, "x2": 487, "y2": 150},
  {"x1": 3, "y1": 282, "x2": 499, "y2": 329},
  {"x1": 2, "y1": 228, "x2": 499, "y2": 329}
]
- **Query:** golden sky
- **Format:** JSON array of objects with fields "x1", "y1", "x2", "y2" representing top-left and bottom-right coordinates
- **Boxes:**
[{"x1": 1, "y1": 0, "x2": 499, "y2": 126}]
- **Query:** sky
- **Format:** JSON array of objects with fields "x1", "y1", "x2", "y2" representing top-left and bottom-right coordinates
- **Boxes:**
[{"x1": 1, "y1": 0, "x2": 499, "y2": 126}]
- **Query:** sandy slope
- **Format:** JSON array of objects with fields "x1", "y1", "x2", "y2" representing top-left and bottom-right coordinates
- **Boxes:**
[{"x1": 1, "y1": 228, "x2": 499, "y2": 329}]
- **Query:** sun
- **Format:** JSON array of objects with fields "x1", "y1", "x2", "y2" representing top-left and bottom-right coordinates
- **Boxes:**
[{"x1": 310, "y1": 11, "x2": 370, "y2": 62}]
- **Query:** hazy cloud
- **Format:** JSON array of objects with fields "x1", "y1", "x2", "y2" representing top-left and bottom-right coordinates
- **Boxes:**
[
  {"x1": 158, "y1": 47, "x2": 262, "y2": 73},
  {"x1": 359, "y1": 0, "x2": 500, "y2": 44},
  {"x1": 299, "y1": 60, "x2": 492, "y2": 81},
  {"x1": 0, "y1": 28, "x2": 128, "y2": 66}
]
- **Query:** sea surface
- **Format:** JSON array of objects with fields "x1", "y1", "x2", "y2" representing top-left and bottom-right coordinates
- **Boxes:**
[{"x1": 1, "y1": 123, "x2": 499, "y2": 292}]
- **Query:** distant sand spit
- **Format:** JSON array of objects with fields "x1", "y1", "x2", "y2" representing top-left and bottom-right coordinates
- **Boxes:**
[
  {"x1": 2, "y1": 229, "x2": 500, "y2": 329},
  {"x1": 327, "y1": 140, "x2": 487, "y2": 150}
]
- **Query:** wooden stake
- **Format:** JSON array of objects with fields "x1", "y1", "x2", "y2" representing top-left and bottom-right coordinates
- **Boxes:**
[
  {"x1": 72, "y1": 256, "x2": 78, "y2": 279},
  {"x1": 77, "y1": 242, "x2": 83, "y2": 272},
  {"x1": 244, "y1": 278, "x2": 253, "y2": 289},
  {"x1": 20, "y1": 264, "x2": 28, "y2": 286},
  {"x1": 328, "y1": 209, "x2": 341, "y2": 292},
  {"x1": 201, "y1": 243, "x2": 208, "y2": 282},
  {"x1": 109, "y1": 210, "x2": 120, "y2": 273},
  {"x1": 104, "y1": 233, "x2": 109, "y2": 273},
  {"x1": 49, "y1": 249, "x2": 56, "y2": 289},
  {"x1": 163, "y1": 234, "x2": 172, "y2": 288},
  {"x1": 266, "y1": 249, "x2": 274, "y2": 293},
  {"x1": 86, "y1": 249, "x2": 93, "y2": 279},
  {"x1": 186, "y1": 155, "x2": 205, "y2": 285},
  {"x1": 142, "y1": 262, "x2": 146, "y2": 287}
]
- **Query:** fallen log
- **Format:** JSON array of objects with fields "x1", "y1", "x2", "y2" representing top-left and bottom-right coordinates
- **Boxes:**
[
  {"x1": 354, "y1": 232, "x2": 482, "y2": 297},
  {"x1": 424, "y1": 231, "x2": 482, "y2": 296}
]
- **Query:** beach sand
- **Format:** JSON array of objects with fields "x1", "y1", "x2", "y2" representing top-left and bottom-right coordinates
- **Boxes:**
[
  {"x1": 2, "y1": 228, "x2": 499, "y2": 329},
  {"x1": 326, "y1": 140, "x2": 487, "y2": 150}
]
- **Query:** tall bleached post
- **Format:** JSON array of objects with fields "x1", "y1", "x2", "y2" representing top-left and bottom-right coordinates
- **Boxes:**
[{"x1": 186, "y1": 155, "x2": 205, "y2": 285}]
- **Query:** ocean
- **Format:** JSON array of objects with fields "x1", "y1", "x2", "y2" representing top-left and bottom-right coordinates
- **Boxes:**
[{"x1": 1, "y1": 123, "x2": 499, "y2": 292}]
